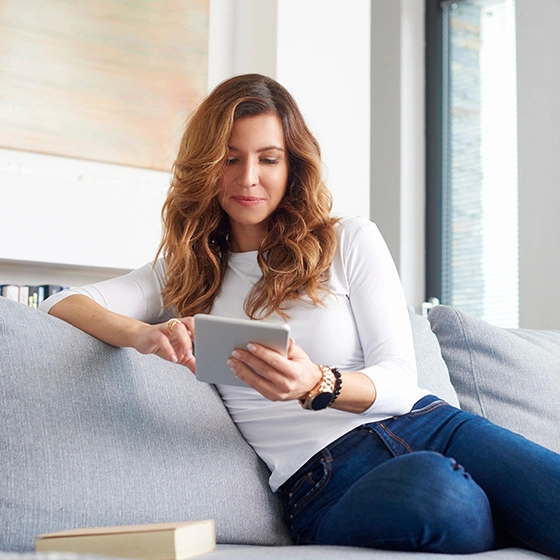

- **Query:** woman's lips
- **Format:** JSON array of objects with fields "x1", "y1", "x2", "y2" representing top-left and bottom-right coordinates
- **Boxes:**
[{"x1": 232, "y1": 196, "x2": 264, "y2": 206}]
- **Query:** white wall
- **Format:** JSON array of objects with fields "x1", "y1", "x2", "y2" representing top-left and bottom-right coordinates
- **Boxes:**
[
  {"x1": 208, "y1": 0, "x2": 277, "y2": 85},
  {"x1": 516, "y1": 0, "x2": 560, "y2": 329},
  {"x1": 370, "y1": 0, "x2": 426, "y2": 309},
  {"x1": 0, "y1": 148, "x2": 169, "y2": 272},
  {"x1": 275, "y1": 0, "x2": 371, "y2": 219}
]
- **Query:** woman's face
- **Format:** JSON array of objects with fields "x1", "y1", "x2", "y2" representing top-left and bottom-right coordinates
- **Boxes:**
[{"x1": 218, "y1": 113, "x2": 289, "y2": 252}]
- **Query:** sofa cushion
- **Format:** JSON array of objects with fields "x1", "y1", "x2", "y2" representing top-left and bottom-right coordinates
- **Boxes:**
[
  {"x1": 0, "y1": 297, "x2": 291, "y2": 552},
  {"x1": 428, "y1": 305, "x2": 560, "y2": 454},
  {"x1": 408, "y1": 309, "x2": 459, "y2": 407}
]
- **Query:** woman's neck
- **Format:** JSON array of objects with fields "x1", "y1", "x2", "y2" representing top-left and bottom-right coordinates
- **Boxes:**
[{"x1": 229, "y1": 224, "x2": 267, "y2": 253}]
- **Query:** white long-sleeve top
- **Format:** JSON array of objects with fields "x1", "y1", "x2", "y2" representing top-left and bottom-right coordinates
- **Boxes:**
[{"x1": 40, "y1": 216, "x2": 428, "y2": 491}]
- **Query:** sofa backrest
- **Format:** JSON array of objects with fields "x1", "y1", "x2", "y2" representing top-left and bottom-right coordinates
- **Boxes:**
[
  {"x1": 0, "y1": 295, "x2": 474, "y2": 553},
  {"x1": 0, "y1": 297, "x2": 291, "y2": 552},
  {"x1": 429, "y1": 305, "x2": 560, "y2": 455}
]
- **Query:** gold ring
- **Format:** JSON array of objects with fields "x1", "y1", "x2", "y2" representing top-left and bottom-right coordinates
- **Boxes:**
[{"x1": 167, "y1": 318, "x2": 181, "y2": 335}]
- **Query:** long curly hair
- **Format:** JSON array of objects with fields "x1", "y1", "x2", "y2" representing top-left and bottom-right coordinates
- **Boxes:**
[{"x1": 155, "y1": 73, "x2": 338, "y2": 319}]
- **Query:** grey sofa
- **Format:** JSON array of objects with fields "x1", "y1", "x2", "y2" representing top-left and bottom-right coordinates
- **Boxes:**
[{"x1": 1, "y1": 295, "x2": 559, "y2": 560}]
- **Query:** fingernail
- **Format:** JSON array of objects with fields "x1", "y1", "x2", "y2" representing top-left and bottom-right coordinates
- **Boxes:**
[
  {"x1": 227, "y1": 359, "x2": 236, "y2": 370},
  {"x1": 247, "y1": 343, "x2": 257, "y2": 352},
  {"x1": 232, "y1": 350, "x2": 241, "y2": 359},
  {"x1": 185, "y1": 350, "x2": 192, "y2": 359},
  {"x1": 171, "y1": 355, "x2": 178, "y2": 363}
]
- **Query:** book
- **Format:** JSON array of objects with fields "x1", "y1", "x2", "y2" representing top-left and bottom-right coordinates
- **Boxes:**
[
  {"x1": 35, "y1": 520, "x2": 216, "y2": 560},
  {"x1": 43, "y1": 284, "x2": 66, "y2": 297},
  {"x1": 18, "y1": 285, "x2": 29, "y2": 305},
  {"x1": 1, "y1": 284, "x2": 19, "y2": 301},
  {"x1": 0, "y1": 283, "x2": 67, "y2": 306},
  {"x1": 26, "y1": 285, "x2": 45, "y2": 308}
]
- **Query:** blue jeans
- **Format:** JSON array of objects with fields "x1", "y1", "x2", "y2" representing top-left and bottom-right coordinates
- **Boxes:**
[{"x1": 279, "y1": 395, "x2": 560, "y2": 557}]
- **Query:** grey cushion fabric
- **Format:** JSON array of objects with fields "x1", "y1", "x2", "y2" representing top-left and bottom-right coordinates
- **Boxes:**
[
  {"x1": 201, "y1": 545, "x2": 552, "y2": 559},
  {"x1": 0, "y1": 546, "x2": 551, "y2": 560},
  {"x1": 428, "y1": 305, "x2": 560, "y2": 454},
  {"x1": 0, "y1": 297, "x2": 291, "y2": 552},
  {"x1": 408, "y1": 309, "x2": 459, "y2": 407}
]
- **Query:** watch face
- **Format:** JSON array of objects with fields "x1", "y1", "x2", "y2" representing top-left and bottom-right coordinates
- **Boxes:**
[{"x1": 310, "y1": 392, "x2": 334, "y2": 411}]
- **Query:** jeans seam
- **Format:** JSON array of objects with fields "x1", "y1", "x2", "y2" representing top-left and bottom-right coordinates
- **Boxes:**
[
  {"x1": 407, "y1": 399, "x2": 448, "y2": 417},
  {"x1": 377, "y1": 423, "x2": 414, "y2": 453},
  {"x1": 288, "y1": 471, "x2": 313, "y2": 499},
  {"x1": 288, "y1": 453, "x2": 333, "y2": 521},
  {"x1": 326, "y1": 427, "x2": 364, "y2": 453}
]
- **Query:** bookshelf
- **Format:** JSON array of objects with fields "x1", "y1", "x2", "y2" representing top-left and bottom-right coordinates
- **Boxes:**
[
  {"x1": 0, "y1": 259, "x2": 134, "y2": 309},
  {"x1": 0, "y1": 259, "x2": 132, "y2": 288}
]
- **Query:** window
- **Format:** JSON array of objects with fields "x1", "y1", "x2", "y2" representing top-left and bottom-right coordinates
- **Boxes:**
[{"x1": 426, "y1": 0, "x2": 519, "y2": 327}]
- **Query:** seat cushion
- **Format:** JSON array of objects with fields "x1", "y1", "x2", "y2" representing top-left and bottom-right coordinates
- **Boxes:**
[
  {"x1": 428, "y1": 305, "x2": 560, "y2": 453},
  {"x1": 0, "y1": 297, "x2": 290, "y2": 552}
]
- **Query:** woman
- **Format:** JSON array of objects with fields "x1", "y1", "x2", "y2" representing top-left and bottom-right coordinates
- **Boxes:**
[{"x1": 40, "y1": 74, "x2": 560, "y2": 557}]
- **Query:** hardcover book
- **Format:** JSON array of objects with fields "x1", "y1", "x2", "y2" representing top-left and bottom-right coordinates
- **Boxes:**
[{"x1": 35, "y1": 520, "x2": 216, "y2": 560}]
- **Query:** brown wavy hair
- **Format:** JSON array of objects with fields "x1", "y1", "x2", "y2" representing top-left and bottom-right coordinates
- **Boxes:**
[{"x1": 155, "y1": 73, "x2": 338, "y2": 319}]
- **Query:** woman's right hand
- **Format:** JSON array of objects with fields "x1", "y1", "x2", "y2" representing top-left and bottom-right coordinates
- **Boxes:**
[
  {"x1": 47, "y1": 295, "x2": 197, "y2": 372},
  {"x1": 134, "y1": 317, "x2": 196, "y2": 373}
]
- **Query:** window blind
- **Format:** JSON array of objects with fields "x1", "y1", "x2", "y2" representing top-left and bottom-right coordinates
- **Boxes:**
[{"x1": 440, "y1": 0, "x2": 519, "y2": 327}]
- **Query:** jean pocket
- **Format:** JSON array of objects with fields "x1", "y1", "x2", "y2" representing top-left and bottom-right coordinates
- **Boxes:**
[
  {"x1": 284, "y1": 455, "x2": 332, "y2": 521},
  {"x1": 406, "y1": 396, "x2": 447, "y2": 418}
]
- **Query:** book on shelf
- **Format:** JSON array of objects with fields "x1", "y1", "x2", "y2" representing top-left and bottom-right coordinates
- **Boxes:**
[
  {"x1": 0, "y1": 284, "x2": 67, "y2": 307},
  {"x1": 35, "y1": 520, "x2": 216, "y2": 560},
  {"x1": 18, "y1": 285, "x2": 29, "y2": 305},
  {"x1": 1, "y1": 284, "x2": 19, "y2": 301},
  {"x1": 26, "y1": 285, "x2": 45, "y2": 308}
]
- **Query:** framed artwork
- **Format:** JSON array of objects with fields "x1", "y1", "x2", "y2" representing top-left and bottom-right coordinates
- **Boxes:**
[{"x1": 0, "y1": 0, "x2": 209, "y2": 171}]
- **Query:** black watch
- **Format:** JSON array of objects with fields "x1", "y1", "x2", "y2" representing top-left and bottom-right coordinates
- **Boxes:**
[{"x1": 299, "y1": 366, "x2": 342, "y2": 411}]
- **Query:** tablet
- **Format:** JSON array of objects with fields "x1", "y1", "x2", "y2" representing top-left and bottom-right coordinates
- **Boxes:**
[{"x1": 194, "y1": 314, "x2": 291, "y2": 387}]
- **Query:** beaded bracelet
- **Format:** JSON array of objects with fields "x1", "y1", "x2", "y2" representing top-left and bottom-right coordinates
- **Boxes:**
[{"x1": 329, "y1": 367, "x2": 343, "y2": 406}]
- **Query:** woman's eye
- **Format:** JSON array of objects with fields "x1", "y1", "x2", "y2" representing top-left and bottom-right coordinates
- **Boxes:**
[
  {"x1": 261, "y1": 158, "x2": 279, "y2": 165},
  {"x1": 226, "y1": 158, "x2": 238, "y2": 165}
]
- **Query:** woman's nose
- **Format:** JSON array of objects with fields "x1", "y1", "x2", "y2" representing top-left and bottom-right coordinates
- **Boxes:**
[{"x1": 239, "y1": 160, "x2": 258, "y2": 187}]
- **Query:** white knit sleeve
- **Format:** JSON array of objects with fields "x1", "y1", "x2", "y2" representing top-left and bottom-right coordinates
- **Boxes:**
[
  {"x1": 38, "y1": 259, "x2": 172, "y2": 324},
  {"x1": 342, "y1": 219, "x2": 420, "y2": 417}
]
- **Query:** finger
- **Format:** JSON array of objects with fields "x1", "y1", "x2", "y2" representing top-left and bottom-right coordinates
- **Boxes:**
[
  {"x1": 233, "y1": 347, "x2": 285, "y2": 380},
  {"x1": 287, "y1": 338, "x2": 308, "y2": 360},
  {"x1": 231, "y1": 348, "x2": 301, "y2": 399},
  {"x1": 246, "y1": 342, "x2": 290, "y2": 369},
  {"x1": 182, "y1": 355, "x2": 196, "y2": 374},
  {"x1": 166, "y1": 321, "x2": 194, "y2": 361},
  {"x1": 228, "y1": 357, "x2": 278, "y2": 399},
  {"x1": 182, "y1": 317, "x2": 196, "y2": 337},
  {"x1": 245, "y1": 341, "x2": 321, "y2": 399},
  {"x1": 155, "y1": 332, "x2": 180, "y2": 363},
  {"x1": 177, "y1": 318, "x2": 196, "y2": 351}
]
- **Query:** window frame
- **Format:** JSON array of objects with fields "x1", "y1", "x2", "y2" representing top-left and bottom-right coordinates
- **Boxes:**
[{"x1": 424, "y1": 0, "x2": 446, "y2": 303}]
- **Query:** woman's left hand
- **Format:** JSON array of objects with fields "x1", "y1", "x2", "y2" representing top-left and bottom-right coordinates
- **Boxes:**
[{"x1": 227, "y1": 338, "x2": 322, "y2": 402}]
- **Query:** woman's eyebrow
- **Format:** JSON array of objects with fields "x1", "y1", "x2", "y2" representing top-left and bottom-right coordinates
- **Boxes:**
[{"x1": 227, "y1": 144, "x2": 285, "y2": 153}]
